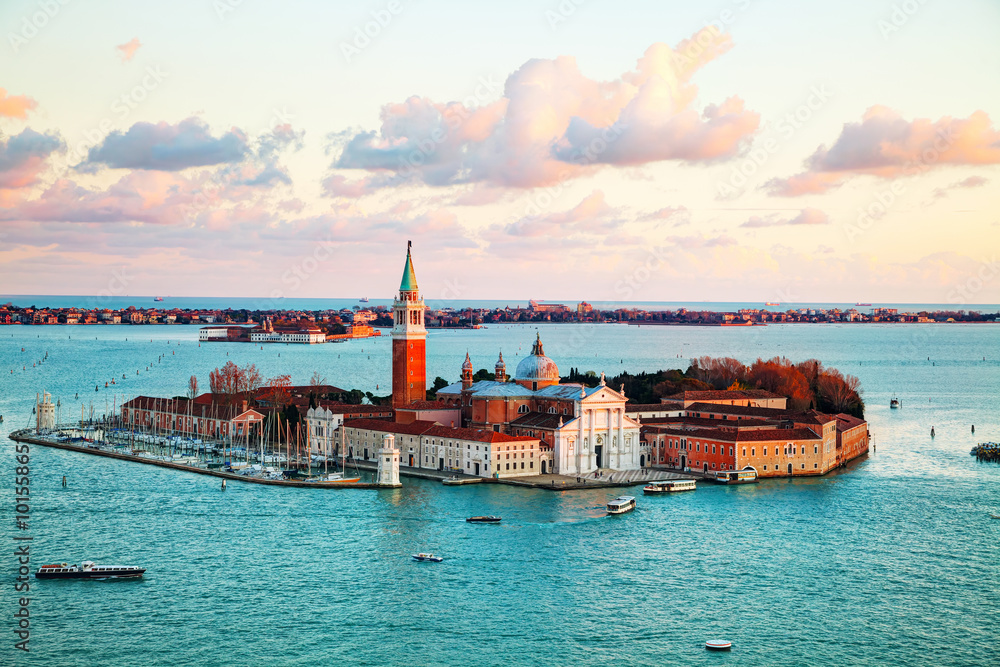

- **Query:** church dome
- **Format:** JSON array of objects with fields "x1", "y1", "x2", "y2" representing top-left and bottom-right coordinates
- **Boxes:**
[{"x1": 514, "y1": 334, "x2": 560, "y2": 386}]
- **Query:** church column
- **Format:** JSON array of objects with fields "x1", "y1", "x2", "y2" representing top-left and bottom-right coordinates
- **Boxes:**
[
  {"x1": 576, "y1": 407, "x2": 584, "y2": 474},
  {"x1": 588, "y1": 408, "x2": 596, "y2": 472},
  {"x1": 618, "y1": 407, "x2": 625, "y2": 468}
]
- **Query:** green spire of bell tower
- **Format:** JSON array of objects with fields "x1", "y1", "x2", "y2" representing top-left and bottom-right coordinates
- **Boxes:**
[{"x1": 399, "y1": 240, "x2": 418, "y2": 293}]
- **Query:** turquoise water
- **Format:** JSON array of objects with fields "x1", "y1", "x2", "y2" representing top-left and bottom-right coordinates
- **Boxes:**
[{"x1": 2, "y1": 323, "x2": 999, "y2": 666}]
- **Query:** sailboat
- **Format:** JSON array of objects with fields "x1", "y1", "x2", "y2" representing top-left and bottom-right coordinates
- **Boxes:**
[{"x1": 302, "y1": 422, "x2": 360, "y2": 484}]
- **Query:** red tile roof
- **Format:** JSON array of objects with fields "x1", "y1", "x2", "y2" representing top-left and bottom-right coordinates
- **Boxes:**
[
  {"x1": 342, "y1": 419, "x2": 436, "y2": 436},
  {"x1": 396, "y1": 400, "x2": 458, "y2": 411},
  {"x1": 835, "y1": 413, "x2": 867, "y2": 431},
  {"x1": 644, "y1": 425, "x2": 822, "y2": 443},
  {"x1": 663, "y1": 389, "x2": 784, "y2": 401}
]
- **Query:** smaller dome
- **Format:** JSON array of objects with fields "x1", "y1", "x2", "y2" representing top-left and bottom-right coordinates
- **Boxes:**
[{"x1": 462, "y1": 352, "x2": 473, "y2": 371}]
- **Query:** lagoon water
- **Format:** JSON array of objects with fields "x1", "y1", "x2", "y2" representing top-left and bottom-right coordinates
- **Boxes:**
[{"x1": 2, "y1": 323, "x2": 999, "y2": 666}]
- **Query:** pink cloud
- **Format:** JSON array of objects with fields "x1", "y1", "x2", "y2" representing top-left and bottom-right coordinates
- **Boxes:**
[
  {"x1": 0, "y1": 128, "x2": 64, "y2": 190},
  {"x1": 741, "y1": 207, "x2": 830, "y2": 228},
  {"x1": 116, "y1": 38, "x2": 142, "y2": 63},
  {"x1": 0, "y1": 88, "x2": 38, "y2": 119},
  {"x1": 332, "y1": 29, "x2": 758, "y2": 190},
  {"x1": 932, "y1": 175, "x2": 988, "y2": 199},
  {"x1": 767, "y1": 107, "x2": 1000, "y2": 196}
]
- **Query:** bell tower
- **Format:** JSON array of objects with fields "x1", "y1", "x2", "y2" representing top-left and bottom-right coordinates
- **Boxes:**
[{"x1": 391, "y1": 241, "x2": 426, "y2": 407}]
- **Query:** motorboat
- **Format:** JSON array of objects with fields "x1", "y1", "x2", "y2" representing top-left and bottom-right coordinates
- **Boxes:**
[
  {"x1": 890, "y1": 396, "x2": 900, "y2": 409},
  {"x1": 643, "y1": 479, "x2": 697, "y2": 494},
  {"x1": 705, "y1": 640, "x2": 732, "y2": 651},
  {"x1": 466, "y1": 516, "x2": 501, "y2": 523},
  {"x1": 606, "y1": 496, "x2": 636, "y2": 515},
  {"x1": 412, "y1": 553, "x2": 443, "y2": 562},
  {"x1": 35, "y1": 561, "x2": 145, "y2": 579}
]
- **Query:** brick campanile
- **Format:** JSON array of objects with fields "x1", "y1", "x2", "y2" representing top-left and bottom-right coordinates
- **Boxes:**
[{"x1": 391, "y1": 241, "x2": 426, "y2": 408}]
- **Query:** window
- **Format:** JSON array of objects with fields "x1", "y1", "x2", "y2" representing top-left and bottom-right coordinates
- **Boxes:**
[
  {"x1": 530, "y1": 462, "x2": 534, "y2": 469},
  {"x1": 814, "y1": 445, "x2": 818, "y2": 454},
  {"x1": 763, "y1": 465, "x2": 767, "y2": 470},
  {"x1": 764, "y1": 447, "x2": 767, "y2": 456},
  {"x1": 506, "y1": 463, "x2": 509, "y2": 470},
  {"x1": 751, "y1": 448, "x2": 755, "y2": 456},
  {"x1": 814, "y1": 463, "x2": 818, "y2": 468},
  {"x1": 518, "y1": 405, "x2": 528, "y2": 414}
]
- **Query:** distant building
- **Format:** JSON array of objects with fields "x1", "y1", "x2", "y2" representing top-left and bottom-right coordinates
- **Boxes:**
[
  {"x1": 659, "y1": 389, "x2": 787, "y2": 410},
  {"x1": 529, "y1": 300, "x2": 570, "y2": 313}
]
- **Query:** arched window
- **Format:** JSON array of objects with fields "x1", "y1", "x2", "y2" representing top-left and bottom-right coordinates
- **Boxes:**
[
  {"x1": 548, "y1": 406, "x2": 556, "y2": 414},
  {"x1": 518, "y1": 405, "x2": 528, "y2": 414}
]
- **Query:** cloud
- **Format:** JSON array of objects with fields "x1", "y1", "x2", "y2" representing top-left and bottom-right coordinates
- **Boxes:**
[
  {"x1": 0, "y1": 89, "x2": 38, "y2": 119},
  {"x1": 0, "y1": 128, "x2": 64, "y2": 189},
  {"x1": 741, "y1": 207, "x2": 829, "y2": 228},
  {"x1": 932, "y1": 175, "x2": 988, "y2": 199},
  {"x1": 331, "y1": 30, "x2": 758, "y2": 190},
  {"x1": 116, "y1": 38, "x2": 142, "y2": 63},
  {"x1": 84, "y1": 117, "x2": 249, "y2": 171},
  {"x1": 766, "y1": 107, "x2": 1000, "y2": 196}
]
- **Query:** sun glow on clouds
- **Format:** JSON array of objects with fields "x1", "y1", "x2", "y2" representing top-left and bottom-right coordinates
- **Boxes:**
[
  {"x1": 330, "y1": 29, "x2": 759, "y2": 193},
  {"x1": 1, "y1": 18, "x2": 998, "y2": 301},
  {"x1": 767, "y1": 107, "x2": 1000, "y2": 196}
]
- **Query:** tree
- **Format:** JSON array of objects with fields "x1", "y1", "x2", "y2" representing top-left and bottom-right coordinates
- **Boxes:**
[
  {"x1": 209, "y1": 361, "x2": 263, "y2": 406},
  {"x1": 816, "y1": 370, "x2": 865, "y2": 417},
  {"x1": 260, "y1": 374, "x2": 292, "y2": 408},
  {"x1": 309, "y1": 371, "x2": 327, "y2": 387},
  {"x1": 187, "y1": 375, "x2": 198, "y2": 400}
]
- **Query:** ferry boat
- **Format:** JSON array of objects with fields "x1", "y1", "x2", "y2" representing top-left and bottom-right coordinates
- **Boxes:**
[
  {"x1": 707, "y1": 468, "x2": 758, "y2": 485},
  {"x1": 153, "y1": 297, "x2": 163, "y2": 302},
  {"x1": 643, "y1": 479, "x2": 697, "y2": 494},
  {"x1": 606, "y1": 496, "x2": 636, "y2": 515},
  {"x1": 466, "y1": 516, "x2": 502, "y2": 523},
  {"x1": 855, "y1": 302, "x2": 872, "y2": 307},
  {"x1": 412, "y1": 553, "x2": 443, "y2": 562},
  {"x1": 35, "y1": 561, "x2": 145, "y2": 579}
]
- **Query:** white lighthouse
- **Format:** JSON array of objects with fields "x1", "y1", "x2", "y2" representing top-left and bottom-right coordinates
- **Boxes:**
[
  {"x1": 377, "y1": 433, "x2": 402, "y2": 487},
  {"x1": 36, "y1": 391, "x2": 55, "y2": 432}
]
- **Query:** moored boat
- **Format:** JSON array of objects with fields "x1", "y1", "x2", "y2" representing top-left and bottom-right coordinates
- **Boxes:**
[
  {"x1": 643, "y1": 479, "x2": 697, "y2": 494},
  {"x1": 606, "y1": 495, "x2": 636, "y2": 514},
  {"x1": 466, "y1": 516, "x2": 502, "y2": 523},
  {"x1": 708, "y1": 468, "x2": 758, "y2": 485},
  {"x1": 301, "y1": 472, "x2": 362, "y2": 484},
  {"x1": 412, "y1": 553, "x2": 443, "y2": 562},
  {"x1": 35, "y1": 561, "x2": 145, "y2": 579}
]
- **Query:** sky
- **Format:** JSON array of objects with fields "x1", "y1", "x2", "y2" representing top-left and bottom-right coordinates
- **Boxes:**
[{"x1": 1, "y1": 0, "x2": 999, "y2": 305}]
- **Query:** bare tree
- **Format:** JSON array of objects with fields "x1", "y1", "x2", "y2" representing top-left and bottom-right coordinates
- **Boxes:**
[{"x1": 187, "y1": 375, "x2": 198, "y2": 400}]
